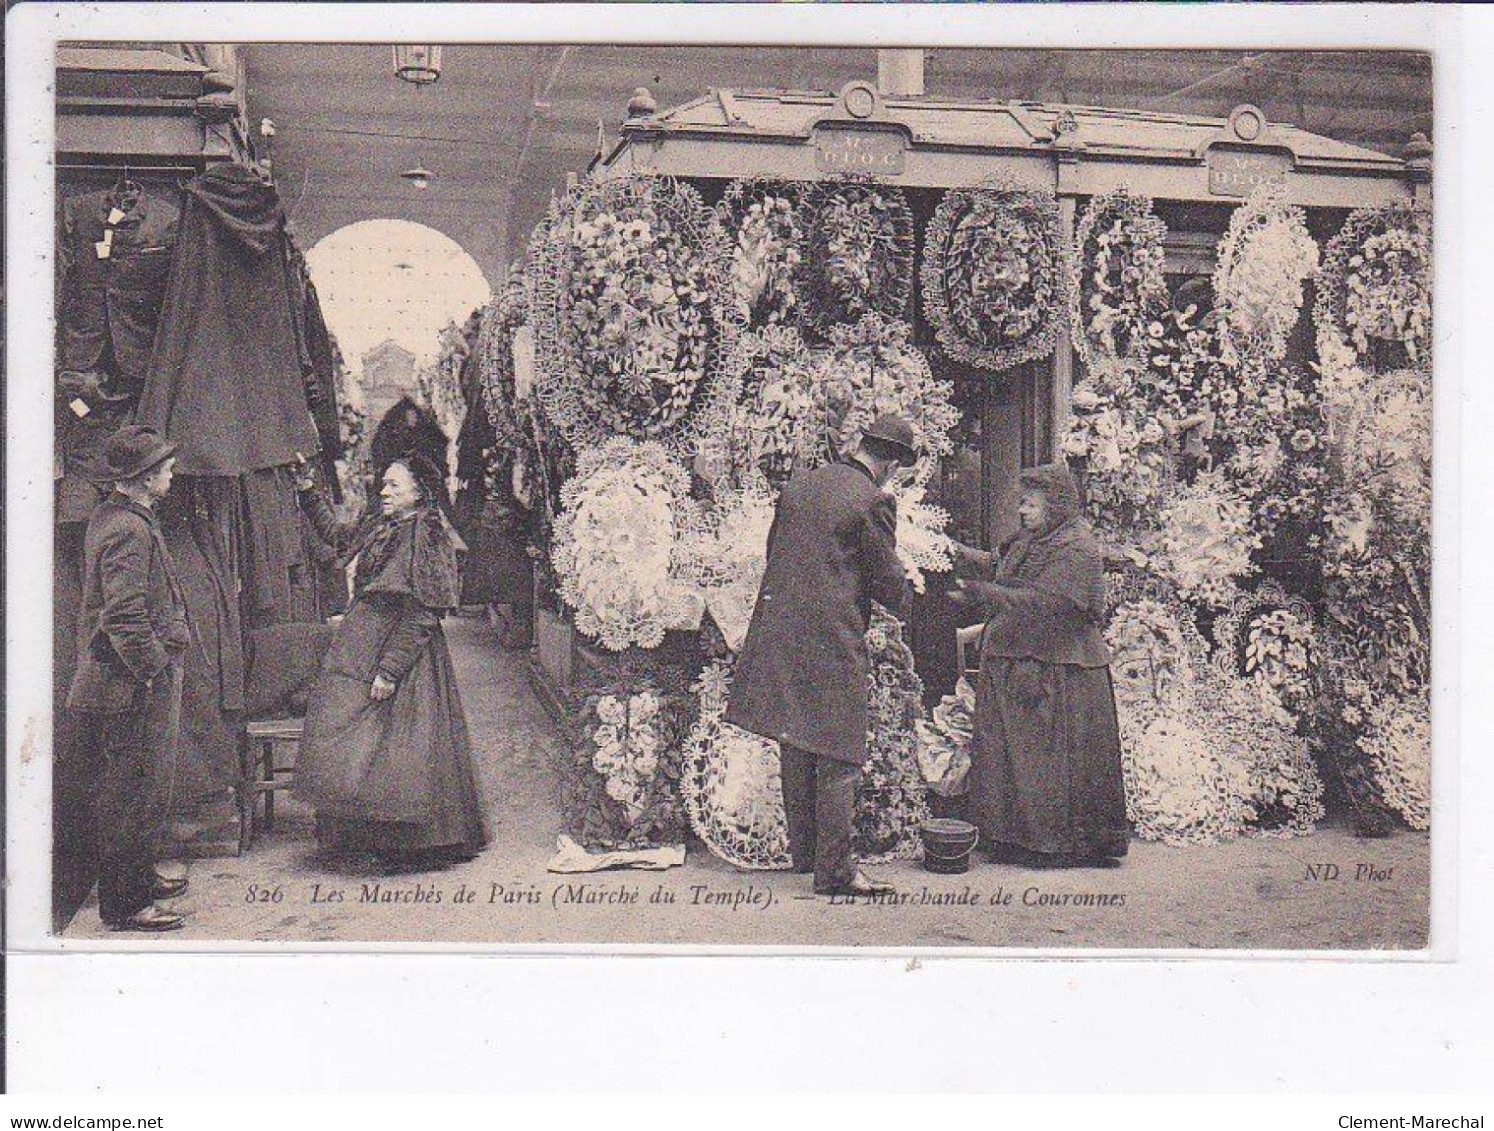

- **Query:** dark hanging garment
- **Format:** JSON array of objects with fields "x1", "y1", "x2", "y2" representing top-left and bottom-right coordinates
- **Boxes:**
[
  {"x1": 286, "y1": 252, "x2": 344, "y2": 495},
  {"x1": 137, "y1": 164, "x2": 319, "y2": 476}
]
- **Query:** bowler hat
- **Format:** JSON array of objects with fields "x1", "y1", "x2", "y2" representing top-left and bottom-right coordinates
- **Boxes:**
[
  {"x1": 96, "y1": 425, "x2": 177, "y2": 482},
  {"x1": 861, "y1": 413, "x2": 918, "y2": 465}
]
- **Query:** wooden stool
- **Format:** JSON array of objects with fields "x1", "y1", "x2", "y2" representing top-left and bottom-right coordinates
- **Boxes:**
[{"x1": 239, "y1": 717, "x2": 304, "y2": 853}]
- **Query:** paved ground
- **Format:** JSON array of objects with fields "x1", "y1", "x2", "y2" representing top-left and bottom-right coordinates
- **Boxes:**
[{"x1": 62, "y1": 617, "x2": 1431, "y2": 950}]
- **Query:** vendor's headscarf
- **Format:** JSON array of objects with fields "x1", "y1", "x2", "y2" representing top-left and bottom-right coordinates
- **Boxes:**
[{"x1": 995, "y1": 461, "x2": 1105, "y2": 618}]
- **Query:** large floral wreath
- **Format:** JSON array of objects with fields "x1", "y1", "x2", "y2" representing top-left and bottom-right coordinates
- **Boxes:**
[
  {"x1": 1315, "y1": 200, "x2": 1432, "y2": 374},
  {"x1": 527, "y1": 175, "x2": 742, "y2": 450},
  {"x1": 551, "y1": 437, "x2": 705, "y2": 651},
  {"x1": 719, "y1": 178, "x2": 806, "y2": 330},
  {"x1": 476, "y1": 265, "x2": 530, "y2": 449},
  {"x1": 796, "y1": 178, "x2": 914, "y2": 341},
  {"x1": 1211, "y1": 583, "x2": 1317, "y2": 723},
  {"x1": 921, "y1": 180, "x2": 1068, "y2": 372},
  {"x1": 701, "y1": 325, "x2": 822, "y2": 492},
  {"x1": 1213, "y1": 185, "x2": 1320, "y2": 370},
  {"x1": 682, "y1": 606, "x2": 930, "y2": 870},
  {"x1": 1069, "y1": 187, "x2": 1170, "y2": 379},
  {"x1": 1154, "y1": 469, "x2": 1261, "y2": 608}
]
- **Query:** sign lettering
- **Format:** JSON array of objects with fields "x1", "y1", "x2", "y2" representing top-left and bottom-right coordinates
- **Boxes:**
[
  {"x1": 1207, "y1": 149, "x2": 1290, "y2": 197},
  {"x1": 814, "y1": 128, "x2": 906, "y2": 176}
]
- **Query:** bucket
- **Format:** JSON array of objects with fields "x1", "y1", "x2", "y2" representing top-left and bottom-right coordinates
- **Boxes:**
[{"x1": 919, "y1": 818, "x2": 980, "y2": 874}]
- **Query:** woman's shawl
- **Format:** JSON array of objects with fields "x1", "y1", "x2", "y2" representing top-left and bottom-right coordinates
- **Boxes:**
[
  {"x1": 355, "y1": 505, "x2": 463, "y2": 612},
  {"x1": 976, "y1": 463, "x2": 1111, "y2": 667}
]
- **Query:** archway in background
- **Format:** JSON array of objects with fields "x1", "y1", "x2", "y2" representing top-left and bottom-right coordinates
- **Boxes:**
[{"x1": 306, "y1": 218, "x2": 491, "y2": 415}]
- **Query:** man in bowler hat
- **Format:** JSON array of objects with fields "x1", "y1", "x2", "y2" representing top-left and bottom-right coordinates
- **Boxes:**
[
  {"x1": 726, "y1": 414, "x2": 916, "y2": 897},
  {"x1": 67, "y1": 425, "x2": 192, "y2": 931}
]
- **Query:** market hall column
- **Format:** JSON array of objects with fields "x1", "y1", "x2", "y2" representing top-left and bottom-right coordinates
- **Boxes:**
[{"x1": 1051, "y1": 114, "x2": 1084, "y2": 456}]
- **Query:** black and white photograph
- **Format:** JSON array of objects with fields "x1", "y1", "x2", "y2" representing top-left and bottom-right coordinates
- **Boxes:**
[{"x1": 17, "y1": 33, "x2": 1443, "y2": 951}]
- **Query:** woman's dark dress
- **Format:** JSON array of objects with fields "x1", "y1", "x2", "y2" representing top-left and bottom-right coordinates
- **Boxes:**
[
  {"x1": 961, "y1": 464, "x2": 1129, "y2": 861},
  {"x1": 295, "y1": 496, "x2": 488, "y2": 859}
]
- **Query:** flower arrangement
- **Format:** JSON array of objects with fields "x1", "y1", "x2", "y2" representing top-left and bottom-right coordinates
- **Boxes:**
[
  {"x1": 476, "y1": 266, "x2": 531, "y2": 450},
  {"x1": 706, "y1": 325, "x2": 822, "y2": 491},
  {"x1": 1213, "y1": 186, "x2": 1319, "y2": 369},
  {"x1": 1238, "y1": 602, "x2": 1314, "y2": 717},
  {"x1": 563, "y1": 683, "x2": 691, "y2": 848},
  {"x1": 675, "y1": 479, "x2": 778, "y2": 654},
  {"x1": 681, "y1": 608, "x2": 930, "y2": 870},
  {"x1": 1070, "y1": 188, "x2": 1170, "y2": 378},
  {"x1": 891, "y1": 483, "x2": 954, "y2": 595},
  {"x1": 1063, "y1": 373, "x2": 1172, "y2": 534},
  {"x1": 1315, "y1": 201, "x2": 1432, "y2": 373},
  {"x1": 551, "y1": 437, "x2": 705, "y2": 651},
  {"x1": 527, "y1": 176, "x2": 742, "y2": 451},
  {"x1": 811, "y1": 314, "x2": 959, "y2": 486},
  {"x1": 797, "y1": 178, "x2": 914, "y2": 341},
  {"x1": 1352, "y1": 688, "x2": 1431, "y2": 832},
  {"x1": 914, "y1": 677, "x2": 974, "y2": 798},
  {"x1": 921, "y1": 181, "x2": 1068, "y2": 372},
  {"x1": 719, "y1": 178, "x2": 805, "y2": 329},
  {"x1": 1155, "y1": 469, "x2": 1261, "y2": 607}
]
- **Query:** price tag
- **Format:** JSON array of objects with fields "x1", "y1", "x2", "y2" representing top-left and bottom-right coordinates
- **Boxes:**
[
  {"x1": 69, "y1": 397, "x2": 91, "y2": 418},
  {"x1": 94, "y1": 229, "x2": 114, "y2": 259},
  {"x1": 107, "y1": 207, "x2": 126, "y2": 225}
]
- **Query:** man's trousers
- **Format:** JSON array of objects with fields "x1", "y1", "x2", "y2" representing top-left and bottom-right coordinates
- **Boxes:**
[{"x1": 777, "y1": 743, "x2": 859, "y2": 893}]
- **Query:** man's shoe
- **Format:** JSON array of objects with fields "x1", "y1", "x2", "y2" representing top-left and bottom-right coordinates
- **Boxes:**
[
  {"x1": 109, "y1": 906, "x2": 184, "y2": 932},
  {"x1": 153, "y1": 876, "x2": 189, "y2": 899},
  {"x1": 816, "y1": 870, "x2": 895, "y2": 898}
]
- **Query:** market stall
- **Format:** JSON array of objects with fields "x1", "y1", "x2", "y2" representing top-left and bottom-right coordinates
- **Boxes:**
[{"x1": 444, "y1": 75, "x2": 1433, "y2": 864}]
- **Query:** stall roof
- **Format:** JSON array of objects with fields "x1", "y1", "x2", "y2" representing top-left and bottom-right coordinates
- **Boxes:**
[
  {"x1": 57, "y1": 46, "x2": 209, "y2": 74},
  {"x1": 636, "y1": 87, "x2": 1404, "y2": 172}
]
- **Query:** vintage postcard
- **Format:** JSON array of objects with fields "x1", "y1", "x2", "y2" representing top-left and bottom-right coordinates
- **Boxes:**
[{"x1": 8, "y1": 24, "x2": 1443, "y2": 954}]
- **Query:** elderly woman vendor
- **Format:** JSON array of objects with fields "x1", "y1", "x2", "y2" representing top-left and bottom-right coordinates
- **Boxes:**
[{"x1": 950, "y1": 462, "x2": 1129, "y2": 868}]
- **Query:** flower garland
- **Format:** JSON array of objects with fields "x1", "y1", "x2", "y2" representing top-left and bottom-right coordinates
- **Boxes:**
[
  {"x1": 1315, "y1": 200, "x2": 1432, "y2": 374},
  {"x1": 527, "y1": 175, "x2": 742, "y2": 451},
  {"x1": 1155, "y1": 469, "x2": 1261, "y2": 608},
  {"x1": 551, "y1": 437, "x2": 705, "y2": 651},
  {"x1": 810, "y1": 314, "x2": 959, "y2": 487},
  {"x1": 682, "y1": 608, "x2": 930, "y2": 869},
  {"x1": 563, "y1": 684, "x2": 692, "y2": 849},
  {"x1": 921, "y1": 180, "x2": 1068, "y2": 371},
  {"x1": 796, "y1": 178, "x2": 914, "y2": 342},
  {"x1": 719, "y1": 178, "x2": 806, "y2": 330},
  {"x1": 1069, "y1": 187, "x2": 1170, "y2": 379},
  {"x1": 476, "y1": 266, "x2": 531, "y2": 449},
  {"x1": 1213, "y1": 186, "x2": 1319, "y2": 370}
]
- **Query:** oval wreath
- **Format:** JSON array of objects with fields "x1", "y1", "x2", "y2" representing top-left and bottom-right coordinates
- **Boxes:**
[
  {"x1": 527, "y1": 175, "x2": 743, "y2": 451},
  {"x1": 1069, "y1": 187, "x2": 1170, "y2": 379},
  {"x1": 718, "y1": 177, "x2": 807, "y2": 331},
  {"x1": 1213, "y1": 185, "x2": 1319, "y2": 371},
  {"x1": 476, "y1": 264, "x2": 530, "y2": 449},
  {"x1": 921, "y1": 180, "x2": 1068, "y2": 372},
  {"x1": 1314, "y1": 199, "x2": 1432, "y2": 374},
  {"x1": 796, "y1": 177, "x2": 914, "y2": 343}
]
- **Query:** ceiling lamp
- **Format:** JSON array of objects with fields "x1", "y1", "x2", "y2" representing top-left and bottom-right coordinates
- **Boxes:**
[
  {"x1": 393, "y1": 45, "x2": 442, "y2": 86},
  {"x1": 401, "y1": 165, "x2": 433, "y2": 190}
]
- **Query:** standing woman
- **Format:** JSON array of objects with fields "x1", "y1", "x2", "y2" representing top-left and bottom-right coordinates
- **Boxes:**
[
  {"x1": 295, "y1": 455, "x2": 488, "y2": 870},
  {"x1": 952, "y1": 463, "x2": 1129, "y2": 868}
]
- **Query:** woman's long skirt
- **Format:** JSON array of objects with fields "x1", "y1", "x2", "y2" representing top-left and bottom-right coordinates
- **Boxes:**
[
  {"x1": 970, "y1": 657, "x2": 1130, "y2": 859},
  {"x1": 297, "y1": 600, "x2": 488, "y2": 859}
]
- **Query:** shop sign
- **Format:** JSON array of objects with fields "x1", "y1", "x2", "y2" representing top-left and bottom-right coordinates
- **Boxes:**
[
  {"x1": 814, "y1": 127, "x2": 907, "y2": 175},
  {"x1": 1207, "y1": 148, "x2": 1290, "y2": 197}
]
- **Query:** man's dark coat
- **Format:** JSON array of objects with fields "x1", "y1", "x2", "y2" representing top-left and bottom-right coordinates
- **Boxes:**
[
  {"x1": 725, "y1": 460, "x2": 906, "y2": 765},
  {"x1": 67, "y1": 492, "x2": 191, "y2": 714}
]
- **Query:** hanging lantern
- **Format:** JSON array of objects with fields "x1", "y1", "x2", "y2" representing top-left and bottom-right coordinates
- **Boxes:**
[{"x1": 393, "y1": 45, "x2": 442, "y2": 86}]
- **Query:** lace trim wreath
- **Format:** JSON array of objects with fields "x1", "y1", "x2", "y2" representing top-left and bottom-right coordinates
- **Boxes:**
[
  {"x1": 796, "y1": 178, "x2": 914, "y2": 342},
  {"x1": 476, "y1": 265, "x2": 530, "y2": 449},
  {"x1": 1154, "y1": 469, "x2": 1261, "y2": 609},
  {"x1": 551, "y1": 437, "x2": 704, "y2": 651},
  {"x1": 719, "y1": 178, "x2": 806, "y2": 330},
  {"x1": 921, "y1": 180, "x2": 1069, "y2": 372},
  {"x1": 527, "y1": 175, "x2": 744, "y2": 452},
  {"x1": 1314, "y1": 200, "x2": 1432, "y2": 375},
  {"x1": 1213, "y1": 185, "x2": 1320, "y2": 370},
  {"x1": 682, "y1": 608, "x2": 930, "y2": 870},
  {"x1": 1211, "y1": 582, "x2": 1317, "y2": 723},
  {"x1": 674, "y1": 479, "x2": 778, "y2": 655},
  {"x1": 1069, "y1": 187, "x2": 1170, "y2": 380}
]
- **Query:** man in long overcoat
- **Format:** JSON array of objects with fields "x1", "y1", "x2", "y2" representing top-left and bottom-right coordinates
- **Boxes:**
[
  {"x1": 726, "y1": 414, "x2": 915, "y2": 896},
  {"x1": 67, "y1": 426, "x2": 192, "y2": 931}
]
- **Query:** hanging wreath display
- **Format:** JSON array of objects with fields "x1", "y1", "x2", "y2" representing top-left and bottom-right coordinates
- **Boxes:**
[
  {"x1": 1062, "y1": 372, "x2": 1174, "y2": 536},
  {"x1": 1213, "y1": 185, "x2": 1320, "y2": 370},
  {"x1": 476, "y1": 265, "x2": 530, "y2": 449},
  {"x1": 1154, "y1": 469, "x2": 1262, "y2": 608},
  {"x1": 551, "y1": 437, "x2": 706, "y2": 652},
  {"x1": 527, "y1": 175, "x2": 743, "y2": 451},
  {"x1": 682, "y1": 606, "x2": 930, "y2": 870},
  {"x1": 718, "y1": 178, "x2": 806, "y2": 330},
  {"x1": 1069, "y1": 187, "x2": 1170, "y2": 378},
  {"x1": 1211, "y1": 583, "x2": 1317, "y2": 723},
  {"x1": 796, "y1": 178, "x2": 914, "y2": 342},
  {"x1": 920, "y1": 180, "x2": 1068, "y2": 372},
  {"x1": 674, "y1": 479, "x2": 778, "y2": 654},
  {"x1": 1315, "y1": 200, "x2": 1432, "y2": 375},
  {"x1": 811, "y1": 314, "x2": 959, "y2": 485},
  {"x1": 561, "y1": 682, "x2": 693, "y2": 849}
]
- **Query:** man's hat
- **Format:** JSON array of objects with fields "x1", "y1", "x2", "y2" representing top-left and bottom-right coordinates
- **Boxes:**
[
  {"x1": 96, "y1": 425, "x2": 177, "y2": 482},
  {"x1": 861, "y1": 413, "x2": 919, "y2": 465}
]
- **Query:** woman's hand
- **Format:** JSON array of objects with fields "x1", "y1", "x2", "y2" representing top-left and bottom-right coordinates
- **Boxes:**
[{"x1": 370, "y1": 673, "x2": 397, "y2": 701}]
